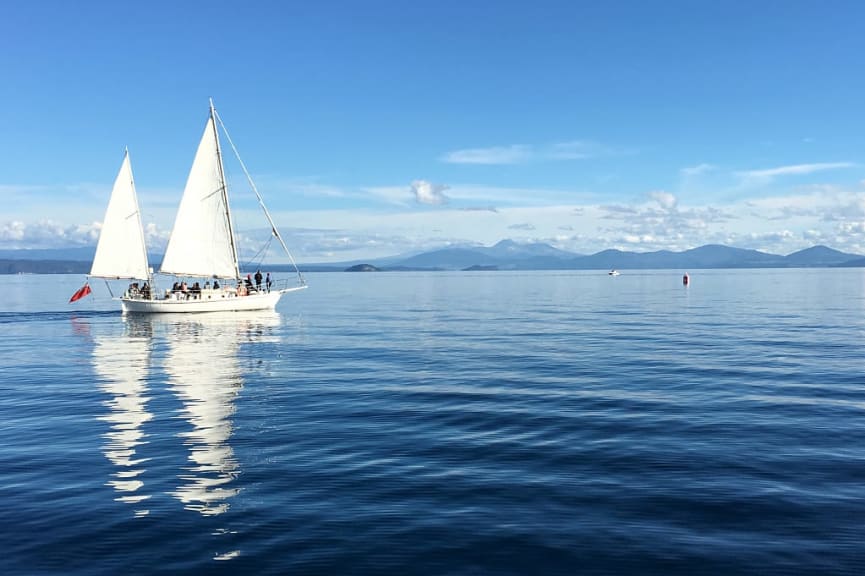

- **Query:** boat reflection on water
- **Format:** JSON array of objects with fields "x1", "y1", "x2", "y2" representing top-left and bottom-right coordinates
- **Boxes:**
[
  {"x1": 155, "y1": 311, "x2": 281, "y2": 516},
  {"x1": 94, "y1": 311, "x2": 281, "y2": 518},
  {"x1": 93, "y1": 318, "x2": 154, "y2": 517}
]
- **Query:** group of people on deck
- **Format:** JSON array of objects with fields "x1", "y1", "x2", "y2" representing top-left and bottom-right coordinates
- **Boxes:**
[
  {"x1": 127, "y1": 270, "x2": 271, "y2": 300},
  {"x1": 126, "y1": 282, "x2": 151, "y2": 300},
  {"x1": 170, "y1": 280, "x2": 202, "y2": 299},
  {"x1": 237, "y1": 270, "x2": 272, "y2": 296}
]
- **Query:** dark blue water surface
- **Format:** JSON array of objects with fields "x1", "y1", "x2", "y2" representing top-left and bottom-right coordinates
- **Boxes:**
[{"x1": 1, "y1": 269, "x2": 864, "y2": 575}]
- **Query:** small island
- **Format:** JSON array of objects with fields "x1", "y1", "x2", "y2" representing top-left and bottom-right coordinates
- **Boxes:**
[
  {"x1": 345, "y1": 264, "x2": 381, "y2": 272},
  {"x1": 463, "y1": 265, "x2": 498, "y2": 271}
]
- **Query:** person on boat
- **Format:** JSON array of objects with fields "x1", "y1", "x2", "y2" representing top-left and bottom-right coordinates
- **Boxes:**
[
  {"x1": 237, "y1": 281, "x2": 247, "y2": 296},
  {"x1": 172, "y1": 281, "x2": 180, "y2": 294},
  {"x1": 141, "y1": 282, "x2": 151, "y2": 300},
  {"x1": 265, "y1": 272, "x2": 272, "y2": 293},
  {"x1": 254, "y1": 269, "x2": 263, "y2": 292},
  {"x1": 213, "y1": 280, "x2": 219, "y2": 290},
  {"x1": 191, "y1": 282, "x2": 201, "y2": 299},
  {"x1": 245, "y1": 273, "x2": 256, "y2": 293}
]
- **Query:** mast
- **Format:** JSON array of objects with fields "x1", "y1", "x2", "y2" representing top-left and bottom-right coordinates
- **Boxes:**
[
  {"x1": 128, "y1": 147, "x2": 152, "y2": 286},
  {"x1": 214, "y1": 108, "x2": 307, "y2": 286},
  {"x1": 210, "y1": 98, "x2": 241, "y2": 281}
]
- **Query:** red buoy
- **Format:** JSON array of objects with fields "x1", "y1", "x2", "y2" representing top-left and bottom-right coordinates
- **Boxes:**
[{"x1": 683, "y1": 273, "x2": 690, "y2": 286}]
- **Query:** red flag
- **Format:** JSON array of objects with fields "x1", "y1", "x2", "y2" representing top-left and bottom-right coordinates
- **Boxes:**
[{"x1": 69, "y1": 283, "x2": 92, "y2": 303}]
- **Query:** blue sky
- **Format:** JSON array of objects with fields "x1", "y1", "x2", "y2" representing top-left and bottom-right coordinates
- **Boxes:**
[{"x1": 2, "y1": 0, "x2": 865, "y2": 262}]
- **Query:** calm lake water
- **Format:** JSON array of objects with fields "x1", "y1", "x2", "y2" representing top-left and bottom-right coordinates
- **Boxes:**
[{"x1": 1, "y1": 269, "x2": 864, "y2": 575}]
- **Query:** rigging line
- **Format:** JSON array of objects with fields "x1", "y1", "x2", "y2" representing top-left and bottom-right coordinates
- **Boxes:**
[
  {"x1": 248, "y1": 236, "x2": 274, "y2": 266},
  {"x1": 209, "y1": 100, "x2": 241, "y2": 281},
  {"x1": 213, "y1": 109, "x2": 306, "y2": 286}
]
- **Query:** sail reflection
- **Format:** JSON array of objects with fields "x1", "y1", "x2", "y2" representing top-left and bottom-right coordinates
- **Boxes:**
[
  {"x1": 93, "y1": 318, "x2": 154, "y2": 516},
  {"x1": 161, "y1": 312, "x2": 281, "y2": 516}
]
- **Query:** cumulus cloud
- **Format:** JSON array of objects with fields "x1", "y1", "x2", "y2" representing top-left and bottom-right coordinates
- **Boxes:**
[
  {"x1": 7, "y1": 175, "x2": 865, "y2": 262},
  {"x1": 0, "y1": 219, "x2": 168, "y2": 251},
  {"x1": 649, "y1": 190, "x2": 678, "y2": 211},
  {"x1": 410, "y1": 180, "x2": 449, "y2": 205},
  {"x1": 0, "y1": 220, "x2": 26, "y2": 242},
  {"x1": 837, "y1": 220, "x2": 865, "y2": 235},
  {"x1": 593, "y1": 190, "x2": 738, "y2": 253},
  {"x1": 0, "y1": 219, "x2": 100, "y2": 248}
]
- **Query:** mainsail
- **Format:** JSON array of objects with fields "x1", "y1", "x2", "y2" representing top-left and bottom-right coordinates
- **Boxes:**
[
  {"x1": 90, "y1": 150, "x2": 150, "y2": 280},
  {"x1": 159, "y1": 109, "x2": 239, "y2": 279}
]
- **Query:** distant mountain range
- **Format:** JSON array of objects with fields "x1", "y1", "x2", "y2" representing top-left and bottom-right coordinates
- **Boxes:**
[
  {"x1": 1, "y1": 241, "x2": 863, "y2": 274},
  {"x1": 326, "y1": 241, "x2": 865, "y2": 271}
]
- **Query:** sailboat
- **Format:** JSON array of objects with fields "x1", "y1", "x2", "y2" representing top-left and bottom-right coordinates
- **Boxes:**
[{"x1": 86, "y1": 100, "x2": 306, "y2": 313}]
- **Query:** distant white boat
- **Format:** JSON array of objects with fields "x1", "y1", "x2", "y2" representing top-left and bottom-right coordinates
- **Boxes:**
[
  {"x1": 608, "y1": 269, "x2": 620, "y2": 276},
  {"x1": 82, "y1": 100, "x2": 306, "y2": 314}
]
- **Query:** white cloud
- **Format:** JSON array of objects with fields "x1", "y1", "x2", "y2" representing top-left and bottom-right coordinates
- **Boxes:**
[
  {"x1": 0, "y1": 218, "x2": 170, "y2": 251},
  {"x1": 649, "y1": 190, "x2": 678, "y2": 211},
  {"x1": 410, "y1": 180, "x2": 450, "y2": 205},
  {"x1": 680, "y1": 163, "x2": 716, "y2": 177},
  {"x1": 0, "y1": 220, "x2": 100, "y2": 248},
  {"x1": 5, "y1": 174, "x2": 865, "y2": 261},
  {"x1": 441, "y1": 145, "x2": 531, "y2": 165},
  {"x1": 440, "y1": 140, "x2": 619, "y2": 165},
  {"x1": 744, "y1": 188, "x2": 865, "y2": 222},
  {"x1": 736, "y1": 162, "x2": 854, "y2": 183},
  {"x1": 835, "y1": 220, "x2": 865, "y2": 236}
]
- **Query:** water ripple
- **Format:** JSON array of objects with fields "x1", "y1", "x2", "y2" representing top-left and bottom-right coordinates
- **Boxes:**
[{"x1": 2, "y1": 270, "x2": 865, "y2": 574}]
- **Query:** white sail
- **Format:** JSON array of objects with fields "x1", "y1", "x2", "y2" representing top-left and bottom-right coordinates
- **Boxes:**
[
  {"x1": 90, "y1": 151, "x2": 150, "y2": 279},
  {"x1": 159, "y1": 115, "x2": 238, "y2": 279}
]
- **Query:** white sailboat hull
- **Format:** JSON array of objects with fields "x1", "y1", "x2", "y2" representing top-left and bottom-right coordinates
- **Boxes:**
[{"x1": 121, "y1": 286, "x2": 306, "y2": 314}]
